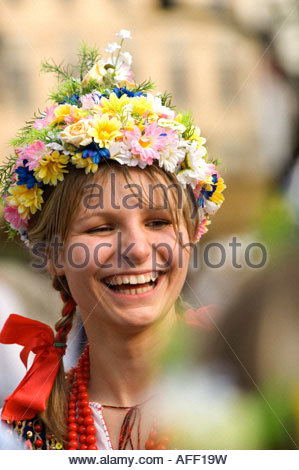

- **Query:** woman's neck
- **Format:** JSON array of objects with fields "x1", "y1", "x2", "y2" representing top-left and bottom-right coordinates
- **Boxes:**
[{"x1": 85, "y1": 307, "x2": 177, "y2": 407}]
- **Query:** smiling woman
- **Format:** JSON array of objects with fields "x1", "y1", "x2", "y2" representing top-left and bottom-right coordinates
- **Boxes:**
[{"x1": 0, "y1": 31, "x2": 225, "y2": 450}]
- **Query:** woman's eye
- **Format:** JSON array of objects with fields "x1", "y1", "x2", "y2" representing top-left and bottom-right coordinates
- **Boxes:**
[
  {"x1": 146, "y1": 220, "x2": 172, "y2": 228},
  {"x1": 86, "y1": 226, "x2": 113, "y2": 233}
]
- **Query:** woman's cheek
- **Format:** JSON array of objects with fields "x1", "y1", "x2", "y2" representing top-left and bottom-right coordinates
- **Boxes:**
[{"x1": 63, "y1": 236, "x2": 114, "y2": 272}]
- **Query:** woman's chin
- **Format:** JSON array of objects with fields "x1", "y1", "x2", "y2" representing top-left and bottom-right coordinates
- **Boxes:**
[{"x1": 113, "y1": 307, "x2": 161, "y2": 329}]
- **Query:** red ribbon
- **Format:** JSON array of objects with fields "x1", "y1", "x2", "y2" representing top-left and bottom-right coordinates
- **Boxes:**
[{"x1": 0, "y1": 314, "x2": 64, "y2": 422}]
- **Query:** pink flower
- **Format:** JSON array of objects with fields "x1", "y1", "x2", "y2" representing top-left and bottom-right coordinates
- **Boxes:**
[
  {"x1": 33, "y1": 106, "x2": 57, "y2": 129},
  {"x1": 80, "y1": 92, "x2": 101, "y2": 109},
  {"x1": 4, "y1": 205, "x2": 28, "y2": 230},
  {"x1": 193, "y1": 182, "x2": 202, "y2": 199},
  {"x1": 114, "y1": 63, "x2": 135, "y2": 84},
  {"x1": 124, "y1": 123, "x2": 168, "y2": 164},
  {"x1": 16, "y1": 141, "x2": 47, "y2": 170},
  {"x1": 196, "y1": 218, "x2": 210, "y2": 240}
]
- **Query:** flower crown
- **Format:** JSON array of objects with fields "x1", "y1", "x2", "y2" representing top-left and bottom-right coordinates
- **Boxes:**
[{"x1": 0, "y1": 30, "x2": 225, "y2": 244}]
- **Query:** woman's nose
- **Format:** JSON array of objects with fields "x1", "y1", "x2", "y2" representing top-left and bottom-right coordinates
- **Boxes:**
[{"x1": 119, "y1": 225, "x2": 152, "y2": 268}]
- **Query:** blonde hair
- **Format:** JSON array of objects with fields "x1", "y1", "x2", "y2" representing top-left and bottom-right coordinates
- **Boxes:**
[{"x1": 27, "y1": 160, "x2": 199, "y2": 440}]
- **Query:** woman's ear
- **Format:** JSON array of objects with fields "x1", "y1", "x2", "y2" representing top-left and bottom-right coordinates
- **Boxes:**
[
  {"x1": 46, "y1": 257, "x2": 65, "y2": 276},
  {"x1": 46, "y1": 238, "x2": 66, "y2": 276}
]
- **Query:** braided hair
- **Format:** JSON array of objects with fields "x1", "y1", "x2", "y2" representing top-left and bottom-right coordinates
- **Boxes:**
[{"x1": 40, "y1": 275, "x2": 77, "y2": 441}]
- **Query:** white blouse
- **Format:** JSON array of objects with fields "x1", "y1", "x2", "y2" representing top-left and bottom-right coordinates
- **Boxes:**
[{"x1": 89, "y1": 402, "x2": 113, "y2": 450}]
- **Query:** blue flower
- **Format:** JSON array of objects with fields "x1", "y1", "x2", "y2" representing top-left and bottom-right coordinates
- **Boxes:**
[
  {"x1": 198, "y1": 196, "x2": 205, "y2": 208},
  {"x1": 200, "y1": 174, "x2": 218, "y2": 202},
  {"x1": 15, "y1": 162, "x2": 37, "y2": 189},
  {"x1": 79, "y1": 142, "x2": 110, "y2": 164},
  {"x1": 211, "y1": 174, "x2": 218, "y2": 184},
  {"x1": 59, "y1": 94, "x2": 80, "y2": 105},
  {"x1": 112, "y1": 87, "x2": 144, "y2": 98}
]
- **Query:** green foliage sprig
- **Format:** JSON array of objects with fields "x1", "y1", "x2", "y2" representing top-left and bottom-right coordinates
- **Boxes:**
[
  {"x1": 133, "y1": 79, "x2": 155, "y2": 94},
  {"x1": 41, "y1": 43, "x2": 103, "y2": 104},
  {"x1": 0, "y1": 155, "x2": 18, "y2": 197},
  {"x1": 10, "y1": 125, "x2": 51, "y2": 147},
  {"x1": 181, "y1": 112, "x2": 195, "y2": 140},
  {"x1": 41, "y1": 59, "x2": 72, "y2": 82},
  {"x1": 48, "y1": 77, "x2": 81, "y2": 104},
  {"x1": 77, "y1": 42, "x2": 101, "y2": 81},
  {"x1": 160, "y1": 91, "x2": 175, "y2": 109}
]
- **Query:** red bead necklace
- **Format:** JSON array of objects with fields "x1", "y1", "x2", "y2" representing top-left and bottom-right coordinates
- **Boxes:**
[
  {"x1": 66, "y1": 345, "x2": 97, "y2": 450},
  {"x1": 65, "y1": 345, "x2": 170, "y2": 450}
]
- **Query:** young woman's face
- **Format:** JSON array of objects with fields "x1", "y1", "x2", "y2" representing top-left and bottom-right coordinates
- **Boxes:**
[{"x1": 58, "y1": 169, "x2": 193, "y2": 330}]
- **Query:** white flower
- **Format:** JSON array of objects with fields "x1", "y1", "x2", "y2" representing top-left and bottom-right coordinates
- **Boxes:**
[
  {"x1": 146, "y1": 94, "x2": 175, "y2": 120},
  {"x1": 46, "y1": 131, "x2": 60, "y2": 141},
  {"x1": 119, "y1": 51, "x2": 133, "y2": 66},
  {"x1": 158, "y1": 118, "x2": 186, "y2": 132},
  {"x1": 20, "y1": 232, "x2": 30, "y2": 247},
  {"x1": 159, "y1": 139, "x2": 186, "y2": 173},
  {"x1": 176, "y1": 142, "x2": 210, "y2": 188},
  {"x1": 82, "y1": 60, "x2": 107, "y2": 85},
  {"x1": 198, "y1": 200, "x2": 219, "y2": 221},
  {"x1": 104, "y1": 42, "x2": 121, "y2": 54},
  {"x1": 114, "y1": 63, "x2": 134, "y2": 84},
  {"x1": 110, "y1": 141, "x2": 147, "y2": 169},
  {"x1": 116, "y1": 29, "x2": 132, "y2": 40},
  {"x1": 46, "y1": 142, "x2": 71, "y2": 155},
  {"x1": 160, "y1": 147, "x2": 186, "y2": 173}
]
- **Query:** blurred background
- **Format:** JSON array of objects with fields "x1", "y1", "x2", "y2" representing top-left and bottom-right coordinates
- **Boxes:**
[{"x1": 0, "y1": 0, "x2": 299, "y2": 449}]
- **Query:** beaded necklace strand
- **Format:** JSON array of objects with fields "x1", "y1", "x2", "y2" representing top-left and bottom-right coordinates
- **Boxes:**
[{"x1": 65, "y1": 345, "x2": 170, "y2": 450}]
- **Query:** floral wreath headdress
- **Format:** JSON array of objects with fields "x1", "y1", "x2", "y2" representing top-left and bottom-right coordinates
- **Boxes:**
[{"x1": 0, "y1": 29, "x2": 226, "y2": 244}]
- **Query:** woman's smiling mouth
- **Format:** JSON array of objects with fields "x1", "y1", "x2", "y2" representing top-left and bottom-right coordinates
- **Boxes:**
[{"x1": 101, "y1": 271, "x2": 166, "y2": 296}]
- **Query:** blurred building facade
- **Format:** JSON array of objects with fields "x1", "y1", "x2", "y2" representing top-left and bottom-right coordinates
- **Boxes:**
[
  {"x1": 0, "y1": 0, "x2": 298, "y2": 307},
  {"x1": 1, "y1": 0, "x2": 297, "y2": 233}
]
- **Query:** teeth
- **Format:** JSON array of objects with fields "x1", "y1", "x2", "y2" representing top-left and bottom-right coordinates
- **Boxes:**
[
  {"x1": 105, "y1": 272, "x2": 159, "y2": 286},
  {"x1": 137, "y1": 274, "x2": 146, "y2": 284},
  {"x1": 117, "y1": 284, "x2": 155, "y2": 294}
]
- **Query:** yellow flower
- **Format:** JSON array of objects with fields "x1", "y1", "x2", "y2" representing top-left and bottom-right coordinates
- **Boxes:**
[
  {"x1": 82, "y1": 60, "x2": 107, "y2": 85},
  {"x1": 7, "y1": 184, "x2": 43, "y2": 219},
  {"x1": 71, "y1": 152, "x2": 98, "y2": 174},
  {"x1": 88, "y1": 115, "x2": 122, "y2": 147},
  {"x1": 123, "y1": 118, "x2": 135, "y2": 131},
  {"x1": 51, "y1": 105, "x2": 71, "y2": 125},
  {"x1": 100, "y1": 93, "x2": 130, "y2": 118},
  {"x1": 34, "y1": 151, "x2": 69, "y2": 185},
  {"x1": 52, "y1": 105, "x2": 88, "y2": 125},
  {"x1": 201, "y1": 176, "x2": 226, "y2": 205},
  {"x1": 60, "y1": 120, "x2": 92, "y2": 147},
  {"x1": 190, "y1": 126, "x2": 206, "y2": 147},
  {"x1": 209, "y1": 177, "x2": 226, "y2": 204},
  {"x1": 131, "y1": 97, "x2": 157, "y2": 120}
]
